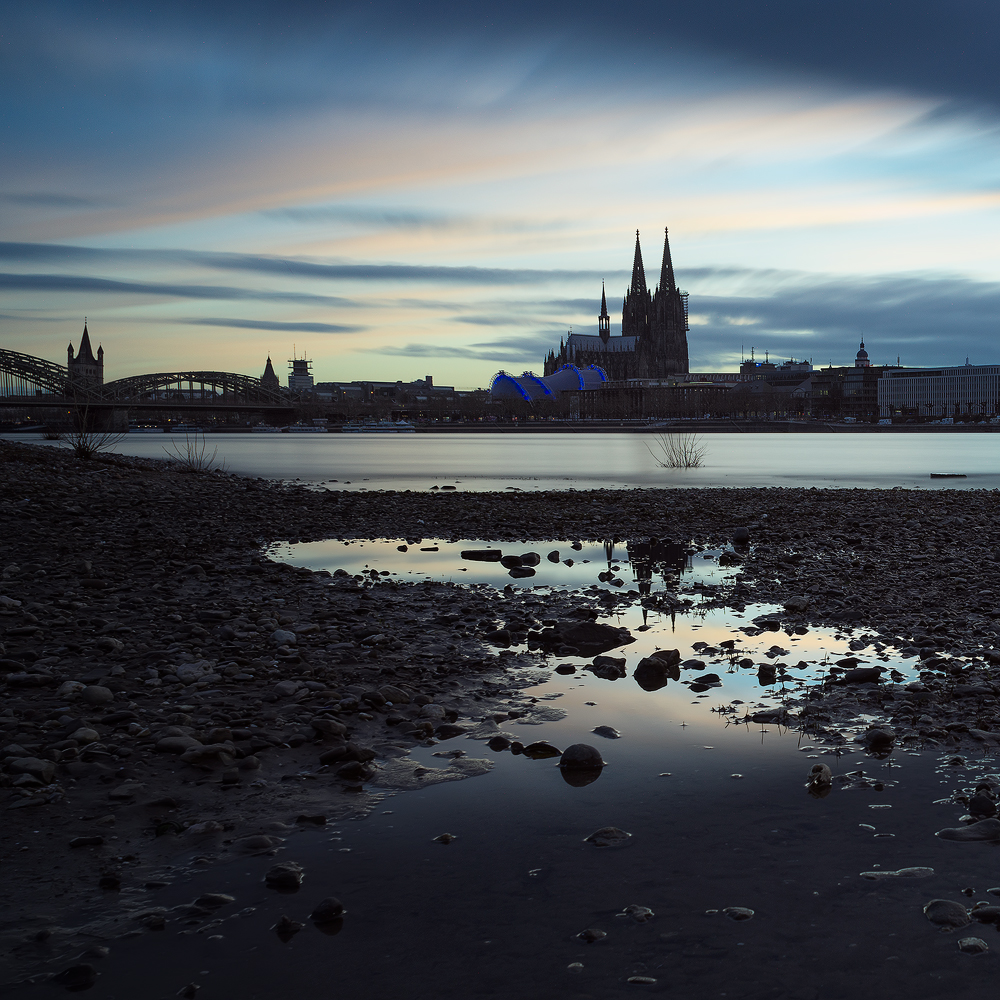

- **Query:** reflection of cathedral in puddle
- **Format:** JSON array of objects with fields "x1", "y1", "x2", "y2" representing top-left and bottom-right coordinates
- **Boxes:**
[{"x1": 603, "y1": 538, "x2": 687, "y2": 596}]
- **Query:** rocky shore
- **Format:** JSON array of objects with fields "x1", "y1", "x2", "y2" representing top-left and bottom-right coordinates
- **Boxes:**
[{"x1": 3, "y1": 438, "x2": 1000, "y2": 984}]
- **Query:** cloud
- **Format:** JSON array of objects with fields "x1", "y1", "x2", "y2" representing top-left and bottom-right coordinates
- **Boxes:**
[
  {"x1": 0, "y1": 312, "x2": 69, "y2": 322},
  {"x1": 377, "y1": 332, "x2": 561, "y2": 364},
  {"x1": 685, "y1": 266, "x2": 1000, "y2": 367},
  {"x1": 0, "y1": 193, "x2": 103, "y2": 208},
  {"x1": 449, "y1": 315, "x2": 516, "y2": 327},
  {"x1": 180, "y1": 317, "x2": 365, "y2": 334},
  {"x1": 262, "y1": 205, "x2": 458, "y2": 230},
  {"x1": 0, "y1": 242, "x2": 617, "y2": 286},
  {"x1": 0, "y1": 272, "x2": 357, "y2": 307}
]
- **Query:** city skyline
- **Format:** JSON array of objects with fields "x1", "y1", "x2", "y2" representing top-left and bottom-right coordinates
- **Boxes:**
[{"x1": 3, "y1": 1, "x2": 1000, "y2": 388}]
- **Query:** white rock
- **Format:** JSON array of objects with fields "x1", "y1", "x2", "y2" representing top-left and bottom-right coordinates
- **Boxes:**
[{"x1": 271, "y1": 629, "x2": 297, "y2": 646}]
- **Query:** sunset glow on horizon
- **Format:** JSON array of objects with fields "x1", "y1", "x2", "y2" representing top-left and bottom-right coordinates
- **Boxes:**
[{"x1": 3, "y1": 1, "x2": 1000, "y2": 387}]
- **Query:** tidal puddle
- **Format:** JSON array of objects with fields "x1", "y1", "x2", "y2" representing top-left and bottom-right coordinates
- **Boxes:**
[
  {"x1": 25, "y1": 547, "x2": 1000, "y2": 998},
  {"x1": 267, "y1": 536, "x2": 704, "y2": 593}
]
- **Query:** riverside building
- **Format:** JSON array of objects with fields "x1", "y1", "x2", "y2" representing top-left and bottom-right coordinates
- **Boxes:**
[{"x1": 878, "y1": 364, "x2": 1000, "y2": 420}]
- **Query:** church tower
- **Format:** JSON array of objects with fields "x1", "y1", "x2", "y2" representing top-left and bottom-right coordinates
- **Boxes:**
[
  {"x1": 67, "y1": 320, "x2": 104, "y2": 386},
  {"x1": 622, "y1": 231, "x2": 651, "y2": 341},
  {"x1": 261, "y1": 355, "x2": 280, "y2": 390},
  {"x1": 648, "y1": 227, "x2": 689, "y2": 375},
  {"x1": 598, "y1": 282, "x2": 610, "y2": 343}
]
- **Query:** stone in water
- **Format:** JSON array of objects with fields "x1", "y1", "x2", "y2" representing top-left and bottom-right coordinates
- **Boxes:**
[{"x1": 584, "y1": 826, "x2": 632, "y2": 848}]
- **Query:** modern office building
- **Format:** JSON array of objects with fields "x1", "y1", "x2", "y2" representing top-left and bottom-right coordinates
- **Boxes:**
[{"x1": 878, "y1": 365, "x2": 1000, "y2": 419}]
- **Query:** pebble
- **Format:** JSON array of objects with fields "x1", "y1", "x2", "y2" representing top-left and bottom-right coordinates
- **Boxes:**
[
  {"x1": 559, "y1": 744, "x2": 605, "y2": 770},
  {"x1": 194, "y1": 893, "x2": 235, "y2": 908},
  {"x1": 626, "y1": 976, "x2": 657, "y2": 985},
  {"x1": 577, "y1": 928, "x2": 607, "y2": 943},
  {"x1": 970, "y1": 904, "x2": 1000, "y2": 924},
  {"x1": 591, "y1": 726, "x2": 621, "y2": 739},
  {"x1": 433, "y1": 833, "x2": 457, "y2": 844},
  {"x1": 81, "y1": 685, "x2": 114, "y2": 706},
  {"x1": 923, "y1": 899, "x2": 970, "y2": 929},
  {"x1": 310, "y1": 897, "x2": 346, "y2": 923},
  {"x1": 584, "y1": 826, "x2": 632, "y2": 848},
  {"x1": 51, "y1": 964, "x2": 98, "y2": 988},
  {"x1": 723, "y1": 907, "x2": 754, "y2": 921},
  {"x1": 264, "y1": 862, "x2": 304, "y2": 892},
  {"x1": 566, "y1": 962, "x2": 584, "y2": 973},
  {"x1": 69, "y1": 836, "x2": 104, "y2": 848},
  {"x1": 273, "y1": 915, "x2": 303, "y2": 941},
  {"x1": 958, "y1": 937, "x2": 988, "y2": 954},
  {"x1": 861, "y1": 867, "x2": 934, "y2": 880},
  {"x1": 936, "y1": 819, "x2": 1000, "y2": 842},
  {"x1": 7, "y1": 757, "x2": 55, "y2": 784}
]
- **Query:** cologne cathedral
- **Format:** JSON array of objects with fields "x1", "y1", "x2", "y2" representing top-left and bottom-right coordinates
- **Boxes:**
[{"x1": 543, "y1": 228, "x2": 689, "y2": 381}]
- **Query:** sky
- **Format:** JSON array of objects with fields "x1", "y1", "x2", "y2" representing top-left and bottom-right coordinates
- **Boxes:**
[{"x1": 2, "y1": 0, "x2": 1000, "y2": 388}]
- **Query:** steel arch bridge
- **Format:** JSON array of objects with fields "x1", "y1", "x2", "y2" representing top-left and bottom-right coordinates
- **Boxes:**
[{"x1": 0, "y1": 348, "x2": 287, "y2": 409}]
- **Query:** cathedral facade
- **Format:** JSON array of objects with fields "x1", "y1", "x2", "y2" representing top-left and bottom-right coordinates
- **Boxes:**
[{"x1": 543, "y1": 228, "x2": 689, "y2": 381}]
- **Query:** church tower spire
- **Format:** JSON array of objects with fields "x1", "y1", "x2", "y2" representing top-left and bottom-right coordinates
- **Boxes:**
[
  {"x1": 598, "y1": 281, "x2": 610, "y2": 343},
  {"x1": 630, "y1": 230, "x2": 647, "y2": 295},
  {"x1": 67, "y1": 319, "x2": 104, "y2": 386},
  {"x1": 261, "y1": 354, "x2": 280, "y2": 391},
  {"x1": 659, "y1": 227, "x2": 676, "y2": 294}
]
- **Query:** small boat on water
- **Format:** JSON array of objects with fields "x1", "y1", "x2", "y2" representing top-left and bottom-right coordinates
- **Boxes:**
[
  {"x1": 129, "y1": 426, "x2": 165, "y2": 433},
  {"x1": 930, "y1": 473, "x2": 967, "y2": 478},
  {"x1": 251, "y1": 425, "x2": 283, "y2": 433},
  {"x1": 287, "y1": 424, "x2": 328, "y2": 433},
  {"x1": 341, "y1": 420, "x2": 416, "y2": 434}
]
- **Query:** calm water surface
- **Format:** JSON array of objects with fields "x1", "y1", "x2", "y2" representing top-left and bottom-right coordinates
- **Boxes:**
[
  {"x1": 8, "y1": 431, "x2": 1000, "y2": 490},
  {"x1": 22, "y1": 547, "x2": 1000, "y2": 999}
]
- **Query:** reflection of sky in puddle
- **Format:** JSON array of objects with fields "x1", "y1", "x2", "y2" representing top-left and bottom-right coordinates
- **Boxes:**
[
  {"x1": 269, "y1": 537, "x2": 726, "y2": 593},
  {"x1": 65, "y1": 548, "x2": 992, "y2": 998},
  {"x1": 272, "y1": 537, "x2": 918, "y2": 736}
]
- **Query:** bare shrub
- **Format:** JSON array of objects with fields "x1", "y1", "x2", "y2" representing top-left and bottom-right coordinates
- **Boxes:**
[
  {"x1": 163, "y1": 432, "x2": 226, "y2": 473},
  {"x1": 60, "y1": 409, "x2": 126, "y2": 459},
  {"x1": 646, "y1": 431, "x2": 707, "y2": 469},
  {"x1": 41, "y1": 429, "x2": 63, "y2": 441}
]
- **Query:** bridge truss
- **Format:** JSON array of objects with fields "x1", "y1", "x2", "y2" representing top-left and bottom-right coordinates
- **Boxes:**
[{"x1": 0, "y1": 348, "x2": 287, "y2": 409}]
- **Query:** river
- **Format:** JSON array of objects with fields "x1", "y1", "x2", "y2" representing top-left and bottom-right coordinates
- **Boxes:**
[{"x1": 6, "y1": 431, "x2": 1000, "y2": 490}]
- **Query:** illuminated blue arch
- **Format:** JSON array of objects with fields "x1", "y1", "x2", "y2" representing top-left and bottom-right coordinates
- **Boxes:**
[
  {"x1": 520, "y1": 372, "x2": 553, "y2": 399},
  {"x1": 489, "y1": 363, "x2": 609, "y2": 402},
  {"x1": 489, "y1": 371, "x2": 532, "y2": 401}
]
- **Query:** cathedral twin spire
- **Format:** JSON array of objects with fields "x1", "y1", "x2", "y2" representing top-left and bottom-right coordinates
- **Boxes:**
[
  {"x1": 547, "y1": 226, "x2": 689, "y2": 378},
  {"x1": 631, "y1": 230, "x2": 647, "y2": 295},
  {"x1": 630, "y1": 227, "x2": 675, "y2": 296}
]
